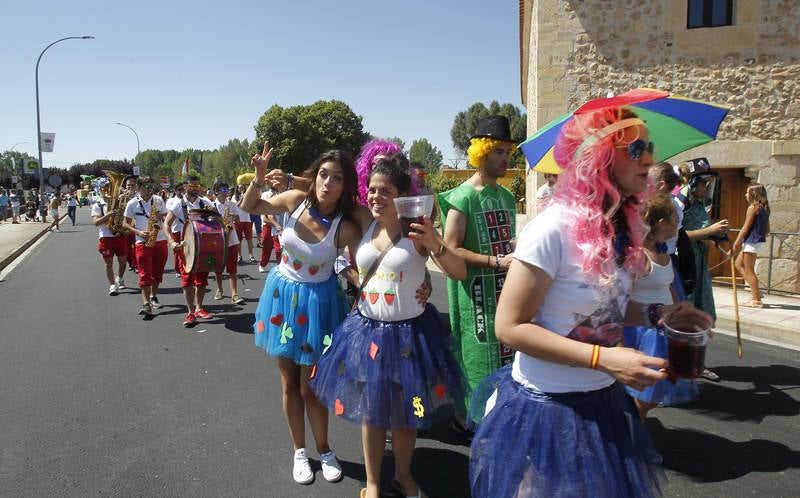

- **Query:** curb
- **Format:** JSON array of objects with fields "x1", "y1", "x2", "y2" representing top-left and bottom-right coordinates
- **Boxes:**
[
  {"x1": 0, "y1": 215, "x2": 67, "y2": 273},
  {"x1": 715, "y1": 315, "x2": 800, "y2": 349}
]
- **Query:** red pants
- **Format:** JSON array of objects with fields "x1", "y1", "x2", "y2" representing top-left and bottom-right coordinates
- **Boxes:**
[
  {"x1": 98, "y1": 236, "x2": 129, "y2": 259},
  {"x1": 235, "y1": 221, "x2": 253, "y2": 244},
  {"x1": 171, "y1": 231, "x2": 183, "y2": 273},
  {"x1": 221, "y1": 244, "x2": 240, "y2": 275},
  {"x1": 260, "y1": 225, "x2": 282, "y2": 266},
  {"x1": 180, "y1": 270, "x2": 209, "y2": 288},
  {"x1": 127, "y1": 233, "x2": 137, "y2": 269},
  {"x1": 135, "y1": 240, "x2": 168, "y2": 287}
]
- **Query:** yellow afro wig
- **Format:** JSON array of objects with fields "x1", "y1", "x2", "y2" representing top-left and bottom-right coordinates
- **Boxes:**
[
  {"x1": 237, "y1": 172, "x2": 255, "y2": 185},
  {"x1": 467, "y1": 137, "x2": 516, "y2": 168}
]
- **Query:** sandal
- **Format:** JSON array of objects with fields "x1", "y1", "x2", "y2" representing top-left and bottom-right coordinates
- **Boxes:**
[
  {"x1": 390, "y1": 478, "x2": 426, "y2": 498},
  {"x1": 742, "y1": 300, "x2": 763, "y2": 308}
]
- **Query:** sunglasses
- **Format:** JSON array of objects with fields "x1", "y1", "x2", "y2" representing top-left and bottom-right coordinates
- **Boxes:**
[{"x1": 619, "y1": 139, "x2": 654, "y2": 160}]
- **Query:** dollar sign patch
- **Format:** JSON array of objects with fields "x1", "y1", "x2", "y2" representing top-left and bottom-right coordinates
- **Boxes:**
[{"x1": 412, "y1": 396, "x2": 424, "y2": 418}]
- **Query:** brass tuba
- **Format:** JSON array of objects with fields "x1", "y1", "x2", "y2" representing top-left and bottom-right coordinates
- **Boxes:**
[{"x1": 102, "y1": 170, "x2": 129, "y2": 236}]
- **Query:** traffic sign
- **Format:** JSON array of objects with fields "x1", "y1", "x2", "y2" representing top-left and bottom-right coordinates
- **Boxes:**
[
  {"x1": 48, "y1": 174, "x2": 63, "y2": 187},
  {"x1": 23, "y1": 158, "x2": 39, "y2": 174}
]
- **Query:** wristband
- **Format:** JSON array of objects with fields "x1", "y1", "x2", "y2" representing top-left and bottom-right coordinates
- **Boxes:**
[
  {"x1": 590, "y1": 344, "x2": 601, "y2": 369},
  {"x1": 251, "y1": 178, "x2": 264, "y2": 189},
  {"x1": 287, "y1": 173, "x2": 294, "y2": 189},
  {"x1": 495, "y1": 253, "x2": 502, "y2": 269},
  {"x1": 434, "y1": 242, "x2": 447, "y2": 257},
  {"x1": 644, "y1": 303, "x2": 665, "y2": 327}
]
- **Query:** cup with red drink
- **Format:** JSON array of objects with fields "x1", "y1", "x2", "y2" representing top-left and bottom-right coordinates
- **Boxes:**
[
  {"x1": 664, "y1": 319, "x2": 710, "y2": 379},
  {"x1": 393, "y1": 195, "x2": 434, "y2": 237}
]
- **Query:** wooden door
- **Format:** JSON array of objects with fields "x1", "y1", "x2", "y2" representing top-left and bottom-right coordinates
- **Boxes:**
[{"x1": 707, "y1": 168, "x2": 750, "y2": 279}]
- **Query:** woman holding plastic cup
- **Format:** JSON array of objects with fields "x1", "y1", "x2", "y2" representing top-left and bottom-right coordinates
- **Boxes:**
[
  {"x1": 469, "y1": 105, "x2": 712, "y2": 498},
  {"x1": 312, "y1": 153, "x2": 466, "y2": 498}
]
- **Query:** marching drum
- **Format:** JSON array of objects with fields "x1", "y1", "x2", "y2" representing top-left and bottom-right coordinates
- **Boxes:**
[{"x1": 182, "y1": 209, "x2": 227, "y2": 273}]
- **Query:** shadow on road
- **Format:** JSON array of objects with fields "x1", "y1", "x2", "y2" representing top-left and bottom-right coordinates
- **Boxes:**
[
  {"x1": 678, "y1": 365, "x2": 800, "y2": 423},
  {"x1": 223, "y1": 312, "x2": 256, "y2": 334},
  {"x1": 646, "y1": 418, "x2": 800, "y2": 482}
]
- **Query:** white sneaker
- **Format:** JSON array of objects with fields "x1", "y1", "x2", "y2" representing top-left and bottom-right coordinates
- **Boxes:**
[
  {"x1": 292, "y1": 448, "x2": 314, "y2": 485},
  {"x1": 319, "y1": 450, "x2": 343, "y2": 482},
  {"x1": 258, "y1": 265, "x2": 266, "y2": 273},
  {"x1": 115, "y1": 276, "x2": 126, "y2": 289},
  {"x1": 109, "y1": 284, "x2": 119, "y2": 296}
]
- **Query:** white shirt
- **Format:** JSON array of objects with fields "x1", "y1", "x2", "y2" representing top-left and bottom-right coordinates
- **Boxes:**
[
  {"x1": 234, "y1": 193, "x2": 249, "y2": 222},
  {"x1": 511, "y1": 205, "x2": 631, "y2": 393},
  {"x1": 124, "y1": 195, "x2": 168, "y2": 244},
  {"x1": 536, "y1": 184, "x2": 555, "y2": 200},
  {"x1": 67, "y1": 197, "x2": 78, "y2": 207},
  {"x1": 214, "y1": 199, "x2": 241, "y2": 246},
  {"x1": 665, "y1": 196, "x2": 684, "y2": 255},
  {"x1": 168, "y1": 195, "x2": 211, "y2": 234},
  {"x1": 91, "y1": 199, "x2": 115, "y2": 239}
]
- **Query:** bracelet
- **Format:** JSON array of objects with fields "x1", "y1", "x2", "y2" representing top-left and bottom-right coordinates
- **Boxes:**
[
  {"x1": 495, "y1": 253, "x2": 502, "y2": 269},
  {"x1": 434, "y1": 242, "x2": 447, "y2": 257},
  {"x1": 287, "y1": 173, "x2": 294, "y2": 190},
  {"x1": 644, "y1": 303, "x2": 665, "y2": 327},
  {"x1": 250, "y1": 178, "x2": 264, "y2": 189},
  {"x1": 487, "y1": 254, "x2": 492, "y2": 267},
  {"x1": 590, "y1": 344, "x2": 601, "y2": 369}
]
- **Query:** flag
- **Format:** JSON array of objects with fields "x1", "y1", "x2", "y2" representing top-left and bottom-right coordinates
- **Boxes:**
[{"x1": 182, "y1": 157, "x2": 190, "y2": 176}]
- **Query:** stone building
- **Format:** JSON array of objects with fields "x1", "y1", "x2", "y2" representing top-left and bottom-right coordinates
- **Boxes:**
[{"x1": 520, "y1": 0, "x2": 800, "y2": 292}]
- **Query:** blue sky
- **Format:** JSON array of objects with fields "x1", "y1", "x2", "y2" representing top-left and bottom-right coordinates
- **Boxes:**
[{"x1": 2, "y1": 0, "x2": 524, "y2": 169}]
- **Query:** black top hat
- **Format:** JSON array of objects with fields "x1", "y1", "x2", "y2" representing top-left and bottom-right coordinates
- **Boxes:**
[{"x1": 470, "y1": 115, "x2": 514, "y2": 142}]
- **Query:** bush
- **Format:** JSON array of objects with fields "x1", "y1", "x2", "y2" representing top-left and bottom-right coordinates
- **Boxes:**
[{"x1": 427, "y1": 171, "x2": 462, "y2": 194}]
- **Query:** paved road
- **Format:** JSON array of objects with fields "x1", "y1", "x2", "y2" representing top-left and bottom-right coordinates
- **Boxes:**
[{"x1": 0, "y1": 209, "x2": 798, "y2": 497}]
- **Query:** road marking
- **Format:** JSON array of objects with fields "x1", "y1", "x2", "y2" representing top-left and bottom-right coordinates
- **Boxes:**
[{"x1": 196, "y1": 329, "x2": 206, "y2": 334}]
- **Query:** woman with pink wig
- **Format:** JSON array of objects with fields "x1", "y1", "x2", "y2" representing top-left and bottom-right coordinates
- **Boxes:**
[{"x1": 469, "y1": 107, "x2": 712, "y2": 498}]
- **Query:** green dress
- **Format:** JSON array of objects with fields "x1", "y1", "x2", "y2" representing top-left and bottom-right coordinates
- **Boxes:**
[
  {"x1": 683, "y1": 201, "x2": 717, "y2": 320},
  {"x1": 438, "y1": 182, "x2": 517, "y2": 398}
]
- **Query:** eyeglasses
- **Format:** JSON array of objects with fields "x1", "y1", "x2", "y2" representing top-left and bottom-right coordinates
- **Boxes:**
[{"x1": 619, "y1": 139, "x2": 654, "y2": 160}]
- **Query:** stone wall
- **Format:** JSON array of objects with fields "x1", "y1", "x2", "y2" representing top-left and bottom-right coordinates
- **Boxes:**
[{"x1": 523, "y1": 0, "x2": 800, "y2": 292}]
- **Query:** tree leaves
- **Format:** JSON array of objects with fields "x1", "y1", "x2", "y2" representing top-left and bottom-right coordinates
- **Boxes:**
[
  {"x1": 409, "y1": 138, "x2": 444, "y2": 174},
  {"x1": 450, "y1": 101, "x2": 528, "y2": 156}
]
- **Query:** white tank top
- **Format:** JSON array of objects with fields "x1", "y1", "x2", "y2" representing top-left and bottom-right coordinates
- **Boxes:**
[
  {"x1": 356, "y1": 221, "x2": 427, "y2": 321},
  {"x1": 277, "y1": 203, "x2": 342, "y2": 283},
  {"x1": 631, "y1": 251, "x2": 674, "y2": 305}
]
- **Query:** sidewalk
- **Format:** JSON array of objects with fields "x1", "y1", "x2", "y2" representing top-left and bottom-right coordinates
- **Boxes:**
[
  {"x1": 0, "y1": 217, "x2": 64, "y2": 273},
  {"x1": 713, "y1": 285, "x2": 800, "y2": 348}
]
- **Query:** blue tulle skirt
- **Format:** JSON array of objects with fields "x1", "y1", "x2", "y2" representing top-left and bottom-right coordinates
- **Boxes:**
[
  {"x1": 470, "y1": 373, "x2": 665, "y2": 498},
  {"x1": 253, "y1": 268, "x2": 347, "y2": 366},
  {"x1": 311, "y1": 305, "x2": 466, "y2": 429},
  {"x1": 623, "y1": 326, "x2": 699, "y2": 406}
]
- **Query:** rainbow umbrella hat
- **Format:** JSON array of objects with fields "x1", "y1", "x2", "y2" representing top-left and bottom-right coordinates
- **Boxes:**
[{"x1": 520, "y1": 88, "x2": 730, "y2": 174}]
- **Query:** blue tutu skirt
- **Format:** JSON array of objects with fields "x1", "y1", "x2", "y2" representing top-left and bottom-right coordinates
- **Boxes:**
[
  {"x1": 311, "y1": 304, "x2": 466, "y2": 429},
  {"x1": 253, "y1": 268, "x2": 347, "y2": 366},
  {"x1": 623, "y1": 326, "x2": 699, "y2": 406},
  {"x1": 470, "y1": 374, "x2": 665, "y2": 498}
]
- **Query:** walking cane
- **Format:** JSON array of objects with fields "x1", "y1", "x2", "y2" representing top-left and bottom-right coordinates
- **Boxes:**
[{"x1": 714, "y1": 240, "x2": 743, "y2": 358}]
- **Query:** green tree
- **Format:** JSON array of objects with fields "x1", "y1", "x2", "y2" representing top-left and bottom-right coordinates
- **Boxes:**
[
  {"x1": 450, "y1": 101, "x2": 528, "y2": 156},
  {"x1": 408, "y1": 138, "x2": 444, "y2": 173},
  {"x1": 252, "y1": 100, "x2": 368, "y2": 174},
  {"x1": 387, "y1": 136, "x2": 406, "y2": 152}
]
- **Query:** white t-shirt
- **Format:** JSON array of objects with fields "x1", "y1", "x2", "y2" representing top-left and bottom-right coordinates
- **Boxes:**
[
  {"x1": 91, "y1": 199, "x2": 115, "y2": 239},
  {"x1": 168, "y1": 196, "x2": 211, "y2": 234},
  {"x1": 10, "y1": 195, "x2": 20, "y2": 207},
  {"x1": 536, "y1": 184, "x2": 555, "y2": 200},
  {"x1": 665, "y1": 196, "x2": 684, "y2": 255},
  {"x1": 260, "y1": 189, "x2": 286, "y2": 230},
  {"x1": 124, "y1": 195, "x2": 168, "y2": 244},
  {"x1": 511, "y1": 204, "x2": 631, "y2": 393},
  {"x1": 67, "y1": 197, "x2": 78, "y2": 207},
  {"x1": 214, "y1": 199, "x2": 241, "y2": 246},
  {"x1": 234, "y1": 194, "x2": 249, "y2": 222}
]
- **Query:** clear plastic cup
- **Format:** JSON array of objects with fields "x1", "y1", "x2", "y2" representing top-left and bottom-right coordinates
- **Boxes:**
[
  {"x1": 664, "y1": 320, "x2": 710, "y2": 379},
  {"x1": 393, "y1": 195, "x2": 434, "y2": 237}
]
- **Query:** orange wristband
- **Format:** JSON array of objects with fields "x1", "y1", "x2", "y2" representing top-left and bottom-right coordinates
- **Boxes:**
[{"x1": 590, "y1": 345, "x2": 601, "y2": 369}]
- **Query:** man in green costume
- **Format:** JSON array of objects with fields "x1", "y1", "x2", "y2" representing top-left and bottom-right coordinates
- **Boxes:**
[{"x1": 439, "y1": 115, "x2": 517, "y2": 424}]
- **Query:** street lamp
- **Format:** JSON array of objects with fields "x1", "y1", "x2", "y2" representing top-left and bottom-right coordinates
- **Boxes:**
[
  {"x1": 114, "y1": 122, "x2": 141, "y2": 165},
  {"x1": 35, "y1": 35, "x2": 94, "y2": 221}
]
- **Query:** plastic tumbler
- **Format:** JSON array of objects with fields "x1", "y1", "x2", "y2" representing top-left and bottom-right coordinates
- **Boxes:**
[{"x1": 393, "y1": 195, "x2": 434, "y2": 237}]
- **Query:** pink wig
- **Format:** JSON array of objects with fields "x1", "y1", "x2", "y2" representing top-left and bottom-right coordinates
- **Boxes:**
[
  {"x1": 355, "y1": 139, "x2": 417, "y2": 205},
  {"x1": 551, "y1": 107, "x2": 647, "y2": 282}
]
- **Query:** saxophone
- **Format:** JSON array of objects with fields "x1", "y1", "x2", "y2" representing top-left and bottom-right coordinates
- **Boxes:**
[
  {"x1": 222, "y1": 201, "x2": 234, "y2": 232},
  {"x1": 145, "y1": 198, "x2": 160, "y2": 247}
]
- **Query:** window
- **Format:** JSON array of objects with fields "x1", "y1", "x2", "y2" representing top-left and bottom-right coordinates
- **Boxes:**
[{"x1": 687, "y1": 0, "x2": 734, "y2": 29}]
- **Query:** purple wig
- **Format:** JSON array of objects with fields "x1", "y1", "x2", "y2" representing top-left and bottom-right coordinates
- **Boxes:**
[{"x1": 355, "y1": 139, "x2": 417, "y2": 205}]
